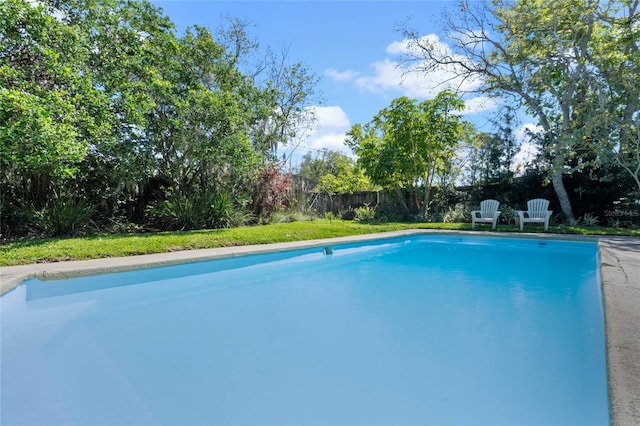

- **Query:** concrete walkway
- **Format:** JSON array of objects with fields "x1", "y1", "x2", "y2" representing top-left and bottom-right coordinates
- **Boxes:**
[
  {"x1": 1, "y1": 230, "x2": 638, "y2": 425},
  {"x1": 598, "y1": 237, "x2": 640, "y2": 425}
]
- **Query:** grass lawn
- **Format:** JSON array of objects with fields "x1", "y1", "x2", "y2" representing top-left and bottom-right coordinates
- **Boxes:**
[{"x1": 1, "y1": 220, "x2": 638, "y2": 267}]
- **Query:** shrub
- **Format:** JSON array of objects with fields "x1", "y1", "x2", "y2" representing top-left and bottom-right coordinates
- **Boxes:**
[
  {"x1": 581, "y1": 213, "x2": 599, "y2": 227},
  {"x1": 607, "y1": 218, "x2": 622, "y2": 228},
  {"x1": 145, "y1": 192, "x2": 243, "y2": 231},
  {"x1": 567, "y1": 216, "x2": 581, "y2": 227},
  {"x1": 341, "y1": 210, "x2": 356, "y2": 220},
  {"x1": 47, "y1": 197, "x2": 95, "y2": 236},
  {"x1": 0, "y1": 201, "x2": 45, "y2": 237},
  {"x1": 500, "y1": 206, "x2": 516, "y2": 225},
  {"x1": 443, "y1": 203, "x2": 470, "y2": 223},
  {"x1": 227, "y1": 210, "x2": 255, "y2": 228},
  {"x1": 268, "y1": 211, "x2": 315, "y2": 224},
  {"x1": 354, "y1": 204, "x2": 376, "y2": 222},
  {"x1": 252, "y1": 164, "x2": 293, "y2": 219}
]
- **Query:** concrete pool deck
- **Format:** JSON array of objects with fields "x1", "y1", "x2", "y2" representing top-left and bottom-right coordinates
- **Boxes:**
[{"x1": 1, "y1": 229, "x2": 638, "y2": 425}]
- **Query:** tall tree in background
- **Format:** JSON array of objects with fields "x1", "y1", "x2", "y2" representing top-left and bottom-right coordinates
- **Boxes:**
[
  {"x1": 584, "y1": 0, "x2": 640, "y2": 196},
  {"x1": 251, "y1": 52, "x2": 320, "y2": 160},
  {"x1": 402, "y1": 0, "x2": 639, "y2": 220},
  {"x1": 1, "y1": 0, "x2": 322, "y2": 235},
  {"x1": 297, "y1": 149, "x2": 375, "y2": 193},
  {"x1": 346, "y1": 91, "x2": 464, "y2": 215},
  {"x1": 144, "y1": 24, "x2": 261, "y2": 198},
  {"x1": 298, "y1": 149, "x2": 349, "y2": 186},
  {"x1": 0, "y1": 0, "x2": 110, "y2": 207},
  {"x1": 47, "y1": 0, "x2": 178, "y2": 215},
  {"x1": 463, "y1": 108, "x2": 520, "y2": 186}
]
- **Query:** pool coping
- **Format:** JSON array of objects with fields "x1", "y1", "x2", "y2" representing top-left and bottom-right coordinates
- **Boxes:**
[{"x1": 1, "y1": 229, "x2": 638, "y2": 425}]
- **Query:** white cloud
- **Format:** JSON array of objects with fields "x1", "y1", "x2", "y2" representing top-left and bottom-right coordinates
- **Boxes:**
[
  {"x1": 309, "y1": 105, "x2": 350, "y2": 130},
  {"x1": 325, "y1": 68, "x2": 361, "y2": 82},
  {"x1": 512, "y1": 123, "x2": 542, "y2": 171},
  {"x1": 305, "y1": 132, "x2": 351, "y2": 153},
  {"x1": 353, "y1": 59, "x2": 404, "y2": 94},
  {"x1": 305, "y1": 106, "x2": 352, "y2": 155},
  {"x1": 281, "y1": 106, "x2": 353, "y2": 166},
  {"x1": 325, "y1": 34, "x2": 490, "y2": 115},
  {"x1": 461, "y1": 96, "x2": 499, "y2": 115}
]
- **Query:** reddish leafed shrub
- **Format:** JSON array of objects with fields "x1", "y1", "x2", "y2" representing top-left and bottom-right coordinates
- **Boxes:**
[{"x1": 252, "y1": 163, "x2": 293, "y2": 218}]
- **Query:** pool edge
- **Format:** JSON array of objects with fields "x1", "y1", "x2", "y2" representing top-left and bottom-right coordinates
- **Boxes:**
[
  {"x1": 2, "y1": 229, "x2": 639, "y2": 426},
  {"x1": 597, "y1": 237, "x2": 640, "y2": 426}
]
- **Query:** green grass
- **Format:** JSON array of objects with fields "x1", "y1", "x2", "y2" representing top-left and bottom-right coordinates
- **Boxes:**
[{"x1": 1, "y1": 220, "x2": 638, "y2": 267}]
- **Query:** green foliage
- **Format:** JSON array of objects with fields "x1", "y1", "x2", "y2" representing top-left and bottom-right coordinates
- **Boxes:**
[
  {"x1": 298, "y1": 149, "x2": 376, "y2": 194},
  {"x1": 402, "y1": 0, "x2": 640, "y2": 220},
  {"x1": 443, "y1": 204, "x2": 470, "y2": 223},
  {"x1": 500, "y1": 206, "x2": 516, "y2": 225},
  {"x1": 47, "y1": 197, "x2": 95, "y2": 237},
  {"x1": 346, "y1": 91, "x2": 464, "y2": 214},
  {"x1": 267, "y1": 211, "x2": 316, "y2": 224},
  {"x1": 354, "y1": 204, "x2": 377, "y2": 222},
  {"x1": 0, "y1": 0, "x2": 321, "y2": 234},
  {"x1": 145, "y1": 192, "x2": 243, "y2": 231},
  {"x1": 581, "y1": 213, "x2": 599, "y2": 228},
  {"x1": 341, "y1": 210, "x2": 357, "y2": 221},
  {"x1": 0, "y1": 198, "x2": 45, "y2": 238},
  {"x1": 2, "y1": 191, "x2": 96, "y2": 237},
  {"x1": 0, "y1": 0, "x2": 109, "y2": 195},
  {"x1": 318, "y1": 163, "x2": 378, "y2": 194},
  {"x1": 462, "y1": 110, "x2": 519, "y2": 187},
  {"x1": 298, "y1": 149, "x2": 344, "y2": 184}
]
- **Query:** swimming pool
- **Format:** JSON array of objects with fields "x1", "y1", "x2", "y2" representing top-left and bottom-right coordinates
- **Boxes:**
[{"x1": 0, "y1": 235, "x2": 609, "y2": 425}]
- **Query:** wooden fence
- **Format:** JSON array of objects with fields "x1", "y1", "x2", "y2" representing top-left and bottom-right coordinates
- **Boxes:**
[{"x1": 288, "y1": 177, "x2": 470, "y2": 216}]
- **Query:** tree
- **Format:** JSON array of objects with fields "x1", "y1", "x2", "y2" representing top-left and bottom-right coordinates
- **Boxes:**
[
  {"x1": 317, "y1": 163, "x2": 377, "y2": 194},
  {"x1": 251, "y1": 55, "x2": 320, "y2": 160},
  {"x1": 346, "y1": 91, "x2": 464, "y2": 214},
  {"x1": 400, "y1": 0, "x2": 640, "y2": 220},
  {"x1": 462, "y1": 108, "x2": 519, "y2": 186},
  {"x1": 297, "y1": 149, "x2": 347, "y2": 184},
  {"x1": 46, "y1": 0, "x2": 180, "y2": 217},
  {"x1": 1, "y1": 0, "x2": 322, "y2": 234},
  {"x1": 144, "y1": 25, "x2": 261, "y2": 199},
  {"x1": 582, "y1": 0, "x2": 640, "y2": 197},
  {"x1": 0, "y1": 0, "x2": 111, "y2": 207},
  {"x1": 297, "y1": 149, "x2": 375, "y2": 194},
  {"x1": 216, "y1": 18, "x2": 321, "y2": 160}
]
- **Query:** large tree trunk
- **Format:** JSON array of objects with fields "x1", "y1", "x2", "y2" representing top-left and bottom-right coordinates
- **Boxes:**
[
  {"x1": 423, "y1": 185, "x2": 432, "y2": 216},
  {"x1": 550, "y1": 156, "x2": 574, "y2": 220}
]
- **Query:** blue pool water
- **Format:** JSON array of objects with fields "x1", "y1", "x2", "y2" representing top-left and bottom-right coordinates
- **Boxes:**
[{"x1": 1, "y1": 235, "x2": 609, "y2": 425}]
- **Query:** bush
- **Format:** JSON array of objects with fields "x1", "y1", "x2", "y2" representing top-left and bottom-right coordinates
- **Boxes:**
[
  {"x1": 341, "y1": 210, "x2": 356, "y2": 221},
  {"x1": 47, "y1": 197, "x2": 95, "y2": 236},
  {"x1": 500, "y1": 206, "x2": 516, "y2": 225},
  {"x1": 581, "y1": 213, "x2": 599, "y2": 227},
  {"x1": 252, "y1": 164, "x2": 293, "y2": 219},
  {"x1": 443, "y1": 203, "x2": 470, "y2": 223},
  {"x1": 268, "y1": 211, "x2": 315, "y2": 224},
  {"x1": 354, "y1": 204, "x2": 376, "y2": 222},
  {"x1": 145, "y1": 192, "x2": 245, "y2": 231},
  {"x1": 0, "y1": 201, "x2": 45, "y2": 237}
]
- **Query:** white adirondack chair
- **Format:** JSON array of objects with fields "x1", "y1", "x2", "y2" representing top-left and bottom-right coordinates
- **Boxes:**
[
  {"x1": 516, "y1": 198, "x2": 552, "y2": 231},
  {"x1": 471, "y1": 199, "x2": 501, "y2": 230}
]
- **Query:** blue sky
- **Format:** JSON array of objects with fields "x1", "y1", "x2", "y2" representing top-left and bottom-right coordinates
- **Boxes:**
[{"x1": 150, "y1": 1, "x2": 529, "y2": 165}]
